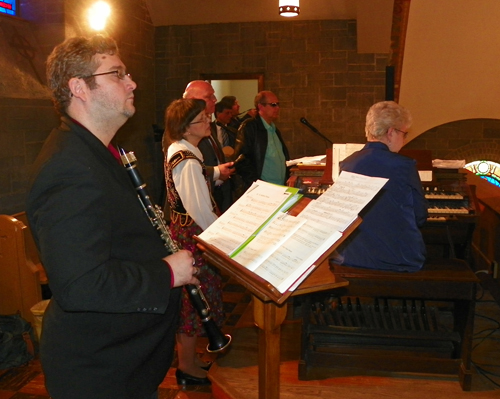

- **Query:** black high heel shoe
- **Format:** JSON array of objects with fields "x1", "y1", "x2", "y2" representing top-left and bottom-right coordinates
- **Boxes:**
[{"x1": 175, "y1": 368, "x2": 211, "y2": 386}]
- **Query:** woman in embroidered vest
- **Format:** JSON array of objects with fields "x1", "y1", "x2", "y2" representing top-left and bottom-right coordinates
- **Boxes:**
[{"x1": 163, "y1": 98, "x2": 223, "y2": 386}]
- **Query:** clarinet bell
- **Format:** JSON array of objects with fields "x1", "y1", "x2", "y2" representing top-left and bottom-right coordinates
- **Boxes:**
[
  {"x1": 186, "y1": 284, "x2": 232, "y2": 353},
  {"x1": 207, "y1": 334, "x2": 232, "y2": 353},
  {"x1": 205, "y1": 321, "x2": 232, "y2": 353}
]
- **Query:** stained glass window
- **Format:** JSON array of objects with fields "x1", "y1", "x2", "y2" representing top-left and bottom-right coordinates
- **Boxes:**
[
  {"x1": 465, "y1": 160, "x2": 500, "y2": 188},
  {"x1": 0, "y1": 0, "x2": 16, "y2": 16}
]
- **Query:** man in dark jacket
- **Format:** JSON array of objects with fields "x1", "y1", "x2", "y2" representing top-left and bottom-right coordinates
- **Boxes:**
[
  {"x1": 236, "y1": 90, "x2": 290, "y2": 191},
  {"x1": 26, "y1": 35, "x2": 198, "y2": 399}
]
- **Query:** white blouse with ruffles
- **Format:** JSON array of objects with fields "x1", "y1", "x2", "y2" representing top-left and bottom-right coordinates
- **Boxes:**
[{"x1": 167, "y1": 139, "x2": 218, "y2": 231}]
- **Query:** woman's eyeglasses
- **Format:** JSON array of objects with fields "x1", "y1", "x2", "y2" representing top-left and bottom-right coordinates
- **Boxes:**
[
  {"x1": 190, "y1": 115, "x2": 211, "y2": 125},
  {"x1": 394, "y1": 128, "x2": 408, "y2": 139}
]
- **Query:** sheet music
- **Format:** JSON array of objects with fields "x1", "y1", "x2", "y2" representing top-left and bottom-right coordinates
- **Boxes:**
[
  {"x1": 198, "y1": 172, "x2": 387, "y2": 295},
  {"x1": 286, "y1": 155, "x2": 326, "y2": 167},
  {"x1": 287, "y1": 264, "x2": 317, "y2": 292},
  {"x1": 432, "y1": 159, "x2": 465, "y2": 169},
  {"x1": 301, "y1": 171, "x2": 388, "y2": 232},
  {"x1": 232, "y1": 213, "x2": 306, "y2": 271},
  {"x1": 198, "y1": 180, "x2": 298, "y2": 254},
  {"x1": 252, "y1": 216, "x2": 343, "y2": 293},
  {"x1": 331, "y1": 143, "x2": 364, "y2": 181},
  {"x1": 246, "y1": 171, "x2": 387, "y2": 292}
]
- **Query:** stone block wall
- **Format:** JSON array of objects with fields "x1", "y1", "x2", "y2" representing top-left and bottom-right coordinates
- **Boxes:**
[
  {"x1": 0, "y1": 11, "x2": 57, "y2": 214},
  {"x1": 2, "y1": 4, "x2": 500, "y2": 214},
  {"x1": 154, "y1": 19, "x2": 500, "y2": 168},
  {"x1": 0, "y1": 0, "x2": 161, "y2": 214},
  {"x1": 404, "y1": 119, "x2": 500, "y2": 165},
  {"x1": 154, "y1": 20, "x2": 388, "y2": 160}
]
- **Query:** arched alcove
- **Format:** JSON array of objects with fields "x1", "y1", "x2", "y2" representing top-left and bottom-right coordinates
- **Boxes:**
[
  {"x1": 404, "y1": 119, "x2": 500, "y2": 165},
  {"x1": 399, "y1": 1, "x2": 500, "y2": 136}
]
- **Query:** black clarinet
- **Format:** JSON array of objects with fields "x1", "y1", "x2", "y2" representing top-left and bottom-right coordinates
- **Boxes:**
[{"x1": 118, "y1": 147, "x2": 231, "y2": 353}]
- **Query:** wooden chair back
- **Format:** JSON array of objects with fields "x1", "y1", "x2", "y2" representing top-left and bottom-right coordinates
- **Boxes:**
[{"x1": 0, "y1": 213, "x2": 46, "y2": 324}]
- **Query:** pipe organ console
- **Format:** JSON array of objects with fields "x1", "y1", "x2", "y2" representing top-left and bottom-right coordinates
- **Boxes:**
[{"x1": 293, "y1": 150, "x2": 479, "y2": 388}]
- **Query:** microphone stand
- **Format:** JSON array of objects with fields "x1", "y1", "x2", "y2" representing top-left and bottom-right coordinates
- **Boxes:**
[
  {"x1": 300, "y1": 117, "x2": 333, "y2": 146},
  {"x1": 299, "y1": 117, "x2": 333, "y2": 186}
]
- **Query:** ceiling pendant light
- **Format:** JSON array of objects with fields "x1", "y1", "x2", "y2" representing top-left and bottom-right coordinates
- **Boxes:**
[{"x1": 279, "y1": 0, "x2": 300, "y2": 17}]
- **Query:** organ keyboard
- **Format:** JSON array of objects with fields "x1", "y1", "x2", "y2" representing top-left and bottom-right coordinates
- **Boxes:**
[
  {"x1": 423, "y1": 172, "x2": 477, "y2": 218},
  {"x1": 421, "y1": 168, "x2": 479, "y2": 259},
  {"x1": 288, "y1": 168, "x2": 330, "y2": 198},
  {"x1": 424, "y1": 188, "x2": 464, "y2": 200}
]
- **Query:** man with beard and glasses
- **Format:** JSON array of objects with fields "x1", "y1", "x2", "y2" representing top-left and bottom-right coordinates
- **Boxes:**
[{"x1": 26, "y1": 35, "x2": 197, "y2": 399}]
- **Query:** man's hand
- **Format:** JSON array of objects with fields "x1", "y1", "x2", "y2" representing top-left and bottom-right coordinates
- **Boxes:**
[
  {"x1": 218, "y1": 161, "x2": 236, "y2": 181},
  {"x1": 246, "y1": 109, "x2": 258, "y2": 118},
  {"x1": 164, "y1": 250, "x2": 199, "y2": 287}
]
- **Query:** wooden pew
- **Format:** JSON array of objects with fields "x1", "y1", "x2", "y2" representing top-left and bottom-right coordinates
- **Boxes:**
[
  {"x1": 0, "y1": 213, "x2": 47, "y2": 325},
  {"x1": 299, "y1": 258, "x2": 479, "y2": 391}
]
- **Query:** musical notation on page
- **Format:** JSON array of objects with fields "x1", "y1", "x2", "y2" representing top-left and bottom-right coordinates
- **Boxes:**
[{"x1": 198, "y1": 173, "x2": 387, "y2": 294}]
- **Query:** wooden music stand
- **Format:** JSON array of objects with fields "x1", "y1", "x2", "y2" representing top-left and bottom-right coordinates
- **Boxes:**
[{"x1": 194, "y1": 216, "x2": 360, "y2": 399}]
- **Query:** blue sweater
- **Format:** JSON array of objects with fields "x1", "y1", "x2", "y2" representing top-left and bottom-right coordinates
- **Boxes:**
[{"x1": 337, "y1": 141, "x2": 428, "y2": 272}]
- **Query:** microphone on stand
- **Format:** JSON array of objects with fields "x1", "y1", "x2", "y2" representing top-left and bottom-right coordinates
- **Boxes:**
[
  {"x1": 300, "y1": 117, "x2": 333, "y2": 146},
  {"x1": 299, "y1": 117, "x2": 334, "y2": 186}
]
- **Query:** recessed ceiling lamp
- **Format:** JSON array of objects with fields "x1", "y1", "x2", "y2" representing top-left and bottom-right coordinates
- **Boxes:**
[{"x1": 279, "y1": 0, "x2": 300, "y2": 17}]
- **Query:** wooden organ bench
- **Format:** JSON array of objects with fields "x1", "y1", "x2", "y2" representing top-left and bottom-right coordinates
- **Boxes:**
[{"x1": 299, "y1": 258, "x2": 479, "y2": 391}]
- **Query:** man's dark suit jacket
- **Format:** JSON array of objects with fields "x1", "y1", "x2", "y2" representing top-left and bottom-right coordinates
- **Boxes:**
[
  {"x1": 198, "y1": 122, "x2": 232, "y2": 213},
  {"x1": 236, "y1": 115, "x2": 290, "y2": 191},
  {"x1": 216, "y1": 121, "x2": 237, "y2": 148},
  {"x1": 26, "y1": 116, "x2": 181, "y2": 399}
]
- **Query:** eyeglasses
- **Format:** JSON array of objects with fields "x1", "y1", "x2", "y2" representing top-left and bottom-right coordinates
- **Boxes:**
[
  {"x1": 82, "y1": 70, "x2": 132, "y2": 80},
  {"x1": 191, "y1": 115, "x2": 211, "y2": 125},
  {"x1": 394, "y1": 128, "x2": 408, "y2": 139},
  {"x1": 261, "y1": 102, "x2": 280, "y2": 108}
]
